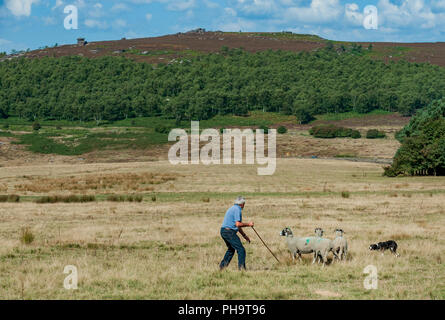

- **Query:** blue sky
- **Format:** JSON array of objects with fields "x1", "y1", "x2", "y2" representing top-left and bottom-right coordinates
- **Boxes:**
[{"x1": 1, "y1": 0, "x2": 445, "y2": 53}]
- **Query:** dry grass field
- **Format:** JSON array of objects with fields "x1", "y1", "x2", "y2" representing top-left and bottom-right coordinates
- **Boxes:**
[{"x1": 0, "y1": 158, "x2": 444, "y2": 299}]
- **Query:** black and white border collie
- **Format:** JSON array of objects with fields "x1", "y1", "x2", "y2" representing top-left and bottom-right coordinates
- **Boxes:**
[{"x1": 369, "y1": 240, "x2": 400, "y2": 257}]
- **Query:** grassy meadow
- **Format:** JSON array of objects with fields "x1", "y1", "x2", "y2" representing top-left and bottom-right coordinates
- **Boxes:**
[
  {"x1": 0, "y1": 159, "x2": 444, "y2": 299},
  {"x1": 0, "y1": 111, "x2": 296, "y2": 156},
  {"x1": 0, "y1": 111, "x2": 404, "y2": 167}
]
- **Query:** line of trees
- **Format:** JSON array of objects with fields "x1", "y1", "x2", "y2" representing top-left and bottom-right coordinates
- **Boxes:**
[{"x1": 1, "y1": 47, "x2": 445, "y2": 123}]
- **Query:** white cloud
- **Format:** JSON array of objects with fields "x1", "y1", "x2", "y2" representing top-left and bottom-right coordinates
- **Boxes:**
[
  {"x1": 84, "y1": 19, "x2": 108, "y2": 29},
  {"x1": 235, "y1": 0, "x2": 277, "y2": 16},
  {"x1": 167, "y1": 0, "x2": 195, "y2": 11},
  {"x1": 125, "y1": 0, "x2": 195, "y2": 11},
  {"x1": 279, "y1": 0, "x2": 295, "y2": 5},
  {"x1": 345, "y1": 3, "x2": 363, "y2": 26},
  {"x1": 52, "y1": 0, "x2": 64, "y2": 10},
  {"x1": 203, "y1": 0, "x2": 219, "y2": 9},
  {"x1": 127, "y1": 0, "x2": 161, "y2": 3},
  {"x1": 145, "y1": 13, "x2": 153, "y2": 21},
  {"x1": 43, "y1": 16, "x2": 57, "y2": 25},
  {"x1": 432, "y1": 0, "x2": 445, "y2": 10},
  {"x1": 5, "y1": 0, "x2": 39, "y2": 17},
  {"x1": 378, "y1": 0, "x2": 439, "y2": 29},
  {"x1": 0, "y1": 39, "x2": 12, "y2": 46},
  {"x1": 124, "y1": 30, "x2": 143, "y2": 39},
  {"x1": 217, "y1": 17, "x2": 258, "y2": 32},
  {"x1": 74, "y1": 0, "x2": 86, "y2": 8},
  {"x1": 285, "y1": 0, "x2": 342, "y2": 23},
  {"x1": 89, "y1": 2, "x2": 104, "y2": 18},
  {"x1": 378, "y1": 0, "x2": 413, "y2": 27},
  {"x1": 114, "y1": 19, "x2": 127, "y2": 27},
  {"x1": 225, "y1": 7, "x2": 237, "y2": 17},
  {"x1": 112, "y1": 3, "x2": 130, "y2": 11},
  {"x1": 186, "y1": 9, "x2": 194, "y2": 18}
]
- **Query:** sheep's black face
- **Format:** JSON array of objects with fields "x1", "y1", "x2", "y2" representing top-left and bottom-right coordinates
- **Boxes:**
[
  {"x1": 315, "y1": 228, "x2": 324, "y2": 237},
  {"x1": 335, "y1": 229, "x2": 344, "y2": 236},
  {"x1": 280, "y1": 228, "x2": 292, "y2": 237}
]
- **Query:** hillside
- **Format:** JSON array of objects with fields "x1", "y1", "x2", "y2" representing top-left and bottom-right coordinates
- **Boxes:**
[
  {"x1": 1, "y1": 30, "x2": 443, "y2": 164},
  {"x1": 2, "y1": 42, "x2": 445, "y2": 122},
  {"x1": 3, "y1": 30, "x2": 445, "y2": 67}
]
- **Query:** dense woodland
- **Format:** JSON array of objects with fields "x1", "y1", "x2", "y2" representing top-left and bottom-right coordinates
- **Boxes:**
[
  {"x1": 1, "y1": 47, "x2": 445, "y2": 123},
  {"x1": 385, "y1": 99, "x2": 445, "y2": 176}
]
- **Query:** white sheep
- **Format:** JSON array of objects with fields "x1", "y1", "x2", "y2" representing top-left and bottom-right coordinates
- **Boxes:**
[
  {"x1": 332, "y1": 229, "x2": 348, "y2": 261},
  {"x1": 279, "y1": 227, "x2": 319, "y2": 262},
  {"x1": 312, "y1": 228, "x2": 338, "y2": 266}
]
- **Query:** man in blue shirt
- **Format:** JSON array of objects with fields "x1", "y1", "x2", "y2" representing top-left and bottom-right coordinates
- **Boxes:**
[{"x1": 219, "y1": 196, "x2": 254, "y2": 271}]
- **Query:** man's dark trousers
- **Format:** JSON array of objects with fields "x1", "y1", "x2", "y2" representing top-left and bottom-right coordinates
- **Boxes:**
[{"x1": 220, "y1": 228, "x2": 246, "y2": 270}]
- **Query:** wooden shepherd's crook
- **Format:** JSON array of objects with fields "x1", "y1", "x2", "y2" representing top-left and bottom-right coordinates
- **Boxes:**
[{"x1": 251, "y1": 226, "x2": 281, "y2": 264}]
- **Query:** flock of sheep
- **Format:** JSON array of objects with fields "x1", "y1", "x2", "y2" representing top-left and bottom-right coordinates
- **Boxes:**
[{"x1": 280, "y1": 227, "x2": 348, "y2": 267}]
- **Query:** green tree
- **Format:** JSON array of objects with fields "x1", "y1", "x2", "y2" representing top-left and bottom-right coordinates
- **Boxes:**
[
  {"x1": 32, "y1": 121, "x2": 41, "y2": 131},
  {"x1": 385, "y1": 99, "x2": 445, "y2": 176}
]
